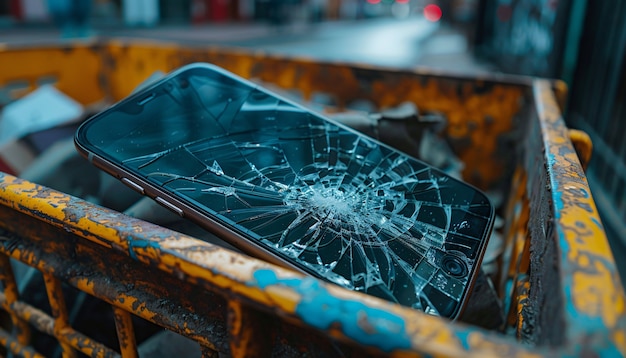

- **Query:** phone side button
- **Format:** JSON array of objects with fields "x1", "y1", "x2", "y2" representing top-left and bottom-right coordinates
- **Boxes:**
[
  {"x1": 121, "y1": 178, "x2": 145, "y2": 194},
  {"x1": 155, "y1": 197, "x2": 184, "y2": 217}
]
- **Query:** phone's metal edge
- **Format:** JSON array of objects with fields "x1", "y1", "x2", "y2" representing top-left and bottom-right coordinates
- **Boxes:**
[
  {"x1": 75, "y1": 140, "x2": 312, "y2": 277},
  {"x1": 74, "y1": 62, "x2": 314, "y2": 274},
  {"x1": 453, "y1": 203, "x2": 495, "y2": 319},
  {"x1": 74, "y1": 62, "x2": 496, "y2": 320}
]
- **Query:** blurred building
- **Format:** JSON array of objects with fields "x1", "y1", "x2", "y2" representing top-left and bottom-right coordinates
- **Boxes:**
[
  {"x1": 3, "y1": 0, "x2": 452, "y2": 26},
  {"x1": 0, "y1": 0, "x2": 375, "y2": 25}
]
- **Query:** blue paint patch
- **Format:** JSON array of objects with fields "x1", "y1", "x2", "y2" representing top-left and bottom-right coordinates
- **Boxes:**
[
  {"x1": 455, "y1": 330, "x2": 472, "y2": 351},
  {"x1": 127, "y1": 237, "x2": 161, "y2": 261},
  {"x1": 559, "y1": 218, "x2": 613, "y2": 268},
  {"x1": 596, "y1": 342, "x2": 625, "y2": 358},
  {"x1": 591, "y1": 217, "x2": 603, "y2": 230},
  {"x1": 254, "y1": 269, "x2": 412, "y2": 352},
  {"x1": 561, "y1": 233, "x2": 623, "y2": 358},
  {"x1": 557, "y1": 227, "x2": 570, "y2": 260},
  {"x1": 547, "y1": 154, "x2": 565, "y2": 220},
  {"x1": 553, "y1": 188, "x2": 564, "y2": 219},
  {"x1": 548, "y1": 153, "x2": 557, "y2": 166},
  {"x1": 563, "y1": 280, "x2": 605, "y2": 333},
  {"x1": 501, "y1": 279, "x2": 515, "y2": 321}
]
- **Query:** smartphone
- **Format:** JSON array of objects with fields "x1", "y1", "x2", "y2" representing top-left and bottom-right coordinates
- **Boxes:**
[{"x1": 75, "y1": 63, "x2": 494, "y2": 319}]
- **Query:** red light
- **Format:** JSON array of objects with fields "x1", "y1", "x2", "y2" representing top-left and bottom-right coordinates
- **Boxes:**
[
  {"x1": 423, "y1": 4, "x2": 442, "y2": 22},
  {"x1": 367, "y1": 0, "x2": 381, "y2": 4},
  {"x1": 396, "y1": 0, "x2": 410, "y2": 3}
]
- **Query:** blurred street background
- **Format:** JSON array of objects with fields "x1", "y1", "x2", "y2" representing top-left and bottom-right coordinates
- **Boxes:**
[
  {"x1": 0, "y1": 0, "x2": 493, "y2": 74},
  {"x1": 0, "y1": 0, "x2": 624, "y2": 275}
]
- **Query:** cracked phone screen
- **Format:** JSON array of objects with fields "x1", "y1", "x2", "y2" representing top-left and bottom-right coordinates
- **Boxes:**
[{"x1": 78, "y1": 65, "x2": 493, "y2": 318}]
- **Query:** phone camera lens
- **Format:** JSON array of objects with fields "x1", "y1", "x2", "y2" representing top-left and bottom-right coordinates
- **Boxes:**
[
  {"x1": 179, "y1": 78, "x2": 189, "y2": 89},
  {"x1": 442, "y1": 255, "x2": 468, "y2": 277}
]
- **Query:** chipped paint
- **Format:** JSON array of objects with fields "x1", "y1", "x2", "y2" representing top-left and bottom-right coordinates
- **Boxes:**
[
  {"x1": 534, "y1": 80, "x2": 626, "y2": 355},
  {"x1": 0, "y1": 42, "x2": 624, "y2": 357},
  {"x1": 127, "y1": 237, "x2": 162, "y2": 261},
  {"x1": 254, "y1": 268, "x2": 411, "y2": 352}
]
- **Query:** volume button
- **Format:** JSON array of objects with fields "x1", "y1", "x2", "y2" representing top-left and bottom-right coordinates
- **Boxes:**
[
  {"x1": 155, "y1": 197, "x2": 184, "y2": 217},
  {"x1": 121, "y1": 178, "x2": 145, "y2": 194}
]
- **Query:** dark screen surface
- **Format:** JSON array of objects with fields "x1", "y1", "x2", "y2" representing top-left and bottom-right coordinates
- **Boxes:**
[{"x1": 76, "y1": 64, "x2": 493, "y2": 317}]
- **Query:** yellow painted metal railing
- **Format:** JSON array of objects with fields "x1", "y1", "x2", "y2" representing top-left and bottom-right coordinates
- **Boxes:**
[{"x1": 0, "y1": 40, "x2": 622, "y2": 357}]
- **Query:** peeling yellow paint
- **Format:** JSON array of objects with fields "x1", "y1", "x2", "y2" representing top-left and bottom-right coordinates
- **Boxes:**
[
  {"x1": 0, "y1": 45, "x2": 624, "y2": 357},
  {"x1": 572, "y1": 261, "x2": 625, "y2": 328}
]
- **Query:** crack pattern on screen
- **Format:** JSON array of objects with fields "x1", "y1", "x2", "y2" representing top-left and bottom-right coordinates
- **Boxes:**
[{"x1": 119, "y1": 78, "x2": 492, "y2": 317}]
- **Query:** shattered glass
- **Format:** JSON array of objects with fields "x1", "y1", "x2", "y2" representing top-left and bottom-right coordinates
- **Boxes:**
[{"x1": 78, "y1": 66, "x2": 493, "y2": 317}]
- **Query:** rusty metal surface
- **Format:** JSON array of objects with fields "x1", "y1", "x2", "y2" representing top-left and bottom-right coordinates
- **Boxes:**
[
  {"x1": 0, "y1": 40, "x2": 624, "y2": 357},
  {"x1": 567, "y1": 129, "x2": 593, "y2": 172},
  {"x1": 0, "y1": 200, "x2": 229, "y2": 355},
  {"x1": 100, "y1": 41, "x2": 530, "y2": 191},
  {"x1": 0, "y1": 254, "x2": 31, "y2": 347},
  {"x1": 0, "y1": 42, "x2": 105, "y2": 106},
  {"x1": 112, "y1": 307, "x2": 138, "y2": 358},
  {"x1": 527, "y1": 80, "x2": 626, "y2": 354},
  {"x1": 0, "y1": 173, "x2": 542, "y2": 357},
  {"x1": 42, "y1": 273, "x2": 75, "y2": 357},
  {"x1": 0, "y1": 326, "x2": 45, "y2": 358},
  {"x1": 0, "y1": 292, "x2": 55, "y2": 337}
]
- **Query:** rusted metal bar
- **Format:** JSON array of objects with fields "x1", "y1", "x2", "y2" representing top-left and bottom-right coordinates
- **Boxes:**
[
  {"x1": 58, "y1": 327, "x2": 119, "y2": 358},
  {"x1": 530, "y1": 79, "x2": 626, "y2": 353},
  {"x1": 0, "y1": 254, "x2": 31, "y2": 346},
  {"x1": 0, "y1": 326, "x2": 45, "y2": 358},
  {"x1": 0, "y1": 220, "x2": 229, "y2": 355},
  {"x1": 0, "y1": 173, "x2": 541, "y2": 357},
  {"x1": 43, "y1": 272, "x2": 120, "y2": 357},
  {"x1": 112, "y1": 306, "x2": 138, "y2": 358},
  {"x1": 0, "y1": 291, "x2": 55, "y2": 336},
  {"x1": 43, "y1": 272, "x2": 77, "y2": 358},
  {"x1": 0, "y1": 266, "x2": 120, "y2": 357}
]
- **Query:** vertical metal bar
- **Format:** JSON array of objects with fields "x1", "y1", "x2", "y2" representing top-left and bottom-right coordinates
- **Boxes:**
[
  {"x1": 227, "y1": 300, "x2": 272, "y2": 358},
  {"x1": 42, "y1": 273, "x2": 77, "y2": 358},
  {"x1": 0, "y1": 254, "x2": 31, "y2": 347},
  {"x1": 112, "y1": 306, "x2": 138, "y2": 358}
]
